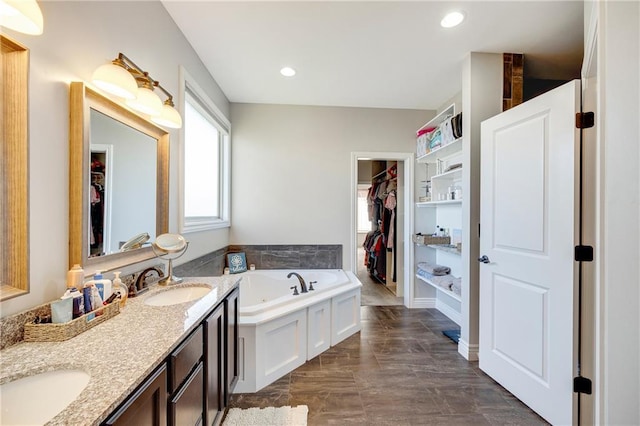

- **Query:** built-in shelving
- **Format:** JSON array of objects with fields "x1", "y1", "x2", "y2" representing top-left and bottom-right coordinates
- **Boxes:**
[
  {"x1": 417, "y1": 137, "x2": 462, "y2": 164},
  {"x1": 426, "y1": 244, "x2": 461, "y2": 255},
  {"x1": 431, "y1": 167, "x2": 462, "y2": 181},
  {"x1": 415, "y1": 200, "x2": 462, "y2": 208},
  {"x1": 415, "y1": 274, "x2": 461, "y2": 302}
]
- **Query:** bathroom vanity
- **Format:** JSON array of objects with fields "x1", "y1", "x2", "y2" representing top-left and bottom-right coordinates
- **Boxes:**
[{"x1": 0, "y1": 276, "x2": 239, "y2": 426}]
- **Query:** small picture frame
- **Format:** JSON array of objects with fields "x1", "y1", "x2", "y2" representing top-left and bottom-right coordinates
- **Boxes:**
[{"x1": 227, "y1": 252, "x2": 247, "y2": 274}]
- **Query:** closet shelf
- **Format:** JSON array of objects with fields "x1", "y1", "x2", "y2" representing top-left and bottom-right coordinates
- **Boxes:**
[
  {"x1": 426, "y1": 244, "x2": 461, "y2": 255},
  {"x1": 417, "y1": 137, "x2": 462, "y2": 164},
  {"x1": 431, "y1": 167, "x2": 462, "y2": 181},
  {"x1": 416, "y1": 200, "x2": 462, "y2": 208},
  {"x1": 415, "y1": 274, "x2": 461, "y2": 302}
]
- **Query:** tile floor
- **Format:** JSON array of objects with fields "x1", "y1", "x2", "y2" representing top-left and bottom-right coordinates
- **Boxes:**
[
  {"x1": 228, "y1": 305, "x2": 548, "y2": 425},
  {"x1": 356, "y1": 249, "x2": 403, "y2": 306}
]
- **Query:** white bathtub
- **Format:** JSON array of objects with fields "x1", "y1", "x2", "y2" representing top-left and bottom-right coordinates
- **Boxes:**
[
  {"x1": 239, "y1": 269, "x2": 350, "y2": 315},
  {"x1": 234, "y1": 269, "x2": 362, "y2": 393}
]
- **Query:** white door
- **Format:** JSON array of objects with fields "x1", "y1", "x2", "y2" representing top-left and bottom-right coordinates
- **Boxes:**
[{"x1": 479, "y1": 80, "x2": 580, "y2": 425}]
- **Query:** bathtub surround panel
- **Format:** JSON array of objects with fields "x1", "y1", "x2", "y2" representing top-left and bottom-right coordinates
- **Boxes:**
[
  {"x1": 262, "y1": 311, "x2": 307, "y2": 377},
  {"x1": 229, "y1": 245, "x2": 342, "y2": 270},
  {"x1": 173, "y1": 246, "x2": 227, "y2": 277},
  {"x1": 308, "y1": 300, "x2": 331, "y2": 359},
  {"x1": 174, "y1": 245, "x2": 343, "y2": 278},
  {"x1": 235, "y1": 270, "x2": 362, "y2": 393},
  {"x1": 331, "y1": 289, "x2": 362, "y2": 345}
]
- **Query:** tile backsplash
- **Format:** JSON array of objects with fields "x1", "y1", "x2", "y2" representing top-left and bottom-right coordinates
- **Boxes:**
[{"x1": 175, "y1": 244, "x2": 343, "y2": 277}]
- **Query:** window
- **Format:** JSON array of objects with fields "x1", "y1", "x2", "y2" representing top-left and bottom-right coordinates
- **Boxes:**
[{"x1": 180, "y1": 69, "x2": 230, "y2": 232}]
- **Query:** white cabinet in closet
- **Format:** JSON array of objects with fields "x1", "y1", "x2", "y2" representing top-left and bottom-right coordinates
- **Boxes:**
[{"x1": 414, "y1": 104, "x2": 463, "y2": 324}]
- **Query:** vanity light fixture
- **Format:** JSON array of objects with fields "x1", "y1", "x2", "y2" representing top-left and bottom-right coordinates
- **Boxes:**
[
  {"x1": 91, "y1": 53, "x2": 182, "y2": 128},
  {"x1": 0, "y1": 0, "x2": 44, "y2": 35},
  {"x1": 440, "y1": 11, "x2": 465, "y2": 28},
  {"x1": 280, "y1": 66, "x2": 296, "y2": 77}
]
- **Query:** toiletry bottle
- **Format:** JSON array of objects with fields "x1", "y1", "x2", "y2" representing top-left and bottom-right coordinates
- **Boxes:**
[
  {"x1": 83, "y1": 284, "x2": 93, "y2": 314},
  {"x1": 112, "y1": 271, "x2": 128, "y2": 308},
  {"x1": 63, "y1": 287, "x2": 84, "y2": 319},
  {"x1": 91, "y1": 271, "x2": 112, "y2": 301},
  {"x1": 67, "y1": 264, "x2": 85, "y2": 291}
]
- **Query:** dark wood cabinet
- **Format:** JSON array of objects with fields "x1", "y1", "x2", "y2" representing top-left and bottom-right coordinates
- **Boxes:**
[
  {"x1": 225, "y1": 287, "x2": 239, "y2": 404},
  {"x1": 104, "y1": 364, "x2": 167, "y2": 426},
  {"x1": 103, "y1": 286, "x2": 238, "y2": 426},
  {"x1": 168, "y1": 325, "x2": 204, "y2": 426},
  {"x1": 169, "y1": 326, "x2": 203, "y2": 394},
  {"x1": 169, "y1": 362, "x2": 204, "y2": 426},
  {"x1": 205, "y1": 302, "x2": 225, "y2": 426}
]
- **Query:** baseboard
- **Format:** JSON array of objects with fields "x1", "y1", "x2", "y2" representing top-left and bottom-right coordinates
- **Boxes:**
[
  {"x1": 411, "y1": 297, "x2": 436, "y2": 308},
  {"x1": 435, "y1": 299, "x2": 461, "y2": 325},
  {"x1": 458, "y1": 338, "x2": 479, "y2": 361}
]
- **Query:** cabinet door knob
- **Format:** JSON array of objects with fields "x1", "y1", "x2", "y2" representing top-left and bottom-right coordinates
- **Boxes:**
[{"x1": 478, "y1": 255, "x2": 490, "y2": 264}]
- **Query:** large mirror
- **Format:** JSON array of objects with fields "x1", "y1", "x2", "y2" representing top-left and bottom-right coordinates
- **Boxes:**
[{"x1": 69, "y1": 82, "x2": 169, "y2": 272}]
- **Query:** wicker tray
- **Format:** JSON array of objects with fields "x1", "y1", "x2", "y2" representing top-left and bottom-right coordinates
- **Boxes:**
[
  {"x1": 24, "y1": 301, "x2": 120, "y2": 342},
  {"x1": 413, "y1": 234, "x2": 451, "y2": 245}
]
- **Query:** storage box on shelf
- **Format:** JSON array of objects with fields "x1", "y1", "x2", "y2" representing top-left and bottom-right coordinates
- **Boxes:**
[{"x1": 415, "y1": 104, "x2": 462, "y2": 162}]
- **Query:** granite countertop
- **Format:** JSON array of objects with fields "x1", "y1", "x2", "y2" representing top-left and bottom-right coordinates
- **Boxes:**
[{"x1": 0, "y1": 276, "x2": 240, "y2": 426}]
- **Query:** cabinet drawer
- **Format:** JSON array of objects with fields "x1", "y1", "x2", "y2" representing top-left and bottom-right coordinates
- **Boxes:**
[
  {"x1": 169, "y1": 362, "x2": 204, "y2": 426},
  {"x1": 169, "y1": 325, "x2": 203, "y2": 393}
]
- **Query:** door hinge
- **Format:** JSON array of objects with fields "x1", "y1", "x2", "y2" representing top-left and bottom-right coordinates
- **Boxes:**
[
  {"x1": 573, "y1": 376, "x2": 593, "y2": 394},
  {"x1": 575, "y1": 245, "x2": 594, "y2": 262},
  {"x1": 576, "y1": 112, "x2": 595, "y2": 129}
]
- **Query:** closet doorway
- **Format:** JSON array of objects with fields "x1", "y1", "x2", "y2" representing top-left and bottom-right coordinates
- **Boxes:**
[{"x1": 351, "y1": 152, "x2": 414, "y2": 307}]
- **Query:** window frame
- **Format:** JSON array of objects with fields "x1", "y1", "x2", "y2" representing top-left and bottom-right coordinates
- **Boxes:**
[{"x1": 178, "y1": 67, "x2": 231, "y2": 233}]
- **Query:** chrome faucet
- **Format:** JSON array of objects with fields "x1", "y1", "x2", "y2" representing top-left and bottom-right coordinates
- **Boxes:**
[{"x1": 287, "y1": 272, "x2": 308, "y2": 293}]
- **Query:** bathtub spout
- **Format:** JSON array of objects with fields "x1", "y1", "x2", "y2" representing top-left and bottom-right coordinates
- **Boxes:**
[{"x1": 287, "y1": 272, "x2": 308, "y2": 293}]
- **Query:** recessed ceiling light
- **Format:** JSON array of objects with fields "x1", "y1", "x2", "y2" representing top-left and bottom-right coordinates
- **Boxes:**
[
  {"x1": 441, "y1": 11, "x2": 465, "y2": 28},
  {"x1": 280, "y1": 67, "x2": 296, "y2": 77}
]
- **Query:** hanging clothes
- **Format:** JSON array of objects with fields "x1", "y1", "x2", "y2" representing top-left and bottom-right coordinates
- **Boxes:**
[{"x1": 385, "y1": 190, "x2": 397, "y2": 250}]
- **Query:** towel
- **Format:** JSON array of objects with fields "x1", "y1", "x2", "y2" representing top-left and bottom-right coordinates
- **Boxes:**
[{"x1": 417, "y1": 262, "x2": 450, "y2": 276}]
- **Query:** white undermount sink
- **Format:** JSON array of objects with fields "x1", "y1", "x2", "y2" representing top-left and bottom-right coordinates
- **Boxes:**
[
  {"x1": 144, "y1": 285, "x2": 212, "y2": 306},
  {"x1": 0, "y1": 369, "x2": 90, "y2": 425}
]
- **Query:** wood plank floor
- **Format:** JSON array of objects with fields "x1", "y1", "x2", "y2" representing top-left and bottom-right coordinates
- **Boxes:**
[{"x1": 228, "y1": 306, "x2": 548, "y2": 425}]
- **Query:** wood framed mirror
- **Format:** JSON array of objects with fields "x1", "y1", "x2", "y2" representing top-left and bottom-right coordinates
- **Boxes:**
[
  {"x1": 1, "y1": 35, "x2": 29, "y2": 301},
  {"x1": 69, "y1": 82, "x2": 169, "y2": 273}
]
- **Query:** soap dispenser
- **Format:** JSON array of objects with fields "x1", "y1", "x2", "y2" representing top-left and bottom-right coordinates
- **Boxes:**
[{"x1": 112, "y1": 271, "x2": 128, "y2": 308}]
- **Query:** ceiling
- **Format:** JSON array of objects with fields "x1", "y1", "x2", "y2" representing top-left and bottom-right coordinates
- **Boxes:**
[{"x1": 162, "y1": 1, "x2": 584, "y2": 110}]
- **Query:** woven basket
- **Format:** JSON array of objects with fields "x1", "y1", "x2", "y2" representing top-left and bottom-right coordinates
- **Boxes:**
[
  {"x1": 413, "y1": 234, "x2": 451, "y2": 245},
  {"x1": 24, "y1": 301, "x2": 120, "y2": 342}
]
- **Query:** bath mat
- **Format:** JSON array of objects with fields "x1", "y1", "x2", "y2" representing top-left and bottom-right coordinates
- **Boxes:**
[
  {"x1": 443, "y1": 329, "x2": 460, "y2": 343},
  {"x1": 223, "y1": 405, "x2": 308, "y2": 426}
]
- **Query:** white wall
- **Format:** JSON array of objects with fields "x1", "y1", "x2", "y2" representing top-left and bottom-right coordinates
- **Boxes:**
[
  {"x1": 597, "y1": 1, "x2": 640, "y2": 423},
  {"x1": 1, "y1": 1, "x2": 230, "y2": 317},
  {"x1": 229, "y1": 103, "x2": 428, "y2": 269}
]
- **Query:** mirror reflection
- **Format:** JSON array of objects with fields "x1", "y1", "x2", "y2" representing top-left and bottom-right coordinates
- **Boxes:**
[
  {"x1": 89, "y1": 109, "x2": 157, "y2": 257},
  {"x1": 69, "y1": 82, "x2": 169, "y2": 272}
]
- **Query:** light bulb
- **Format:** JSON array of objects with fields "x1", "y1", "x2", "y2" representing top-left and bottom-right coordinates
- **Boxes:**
[
  {"x1": 151, "y1": 103, "x2": 183, "y2": 129},
  {"x1": 92, "y1": 61, "x2": 138, "y2": 100},
  {"x1": 0, "y1": 0, "x2": 43, "y2": 35},
  {"x1": 126, "y1": 87, "x2": 163, "y2": 116},
  {"x1": 441, "y1": 11, "x2": 465, "y2": 28}
]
